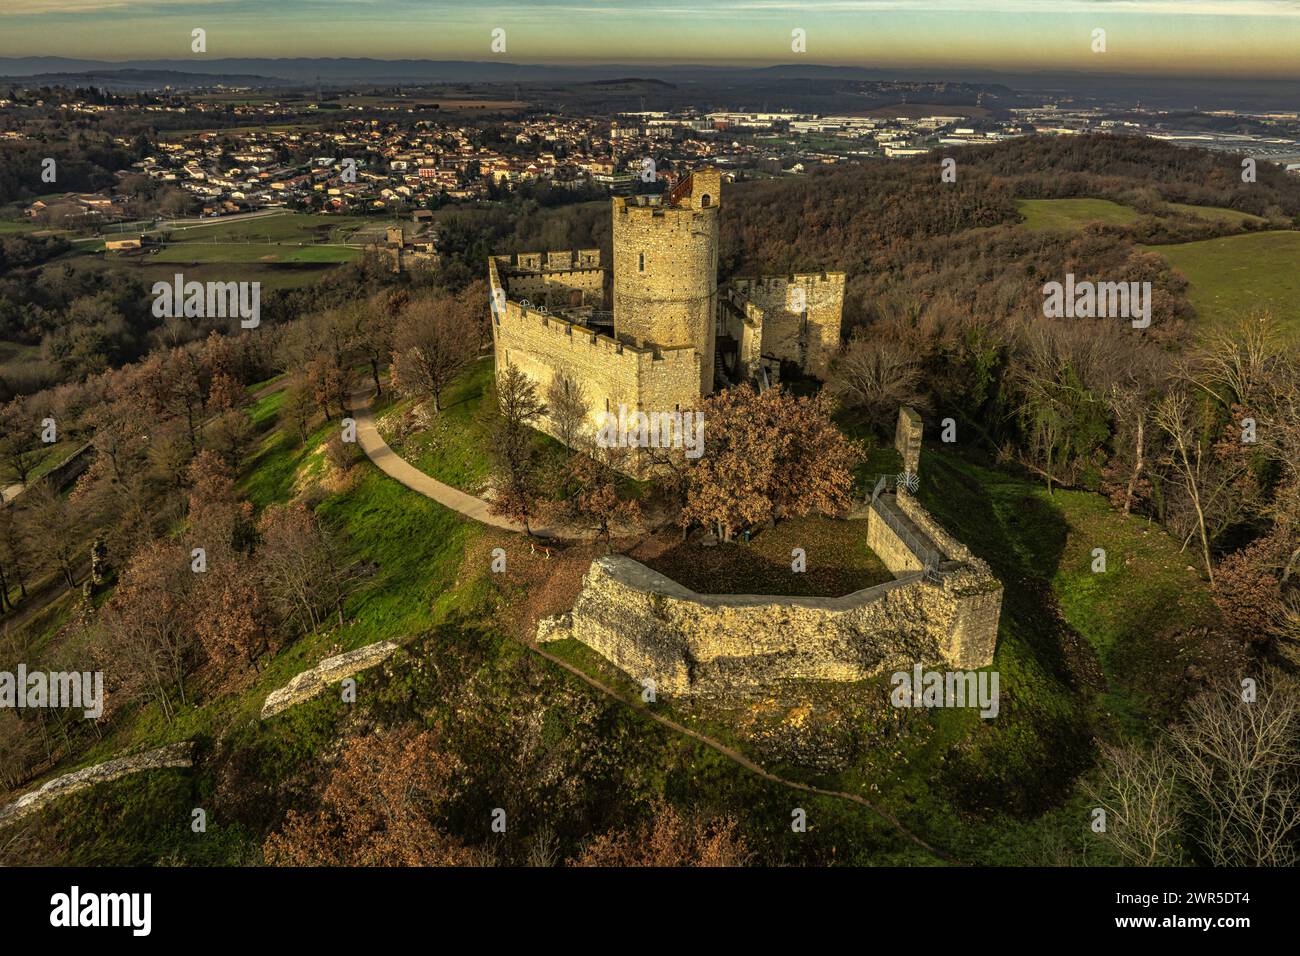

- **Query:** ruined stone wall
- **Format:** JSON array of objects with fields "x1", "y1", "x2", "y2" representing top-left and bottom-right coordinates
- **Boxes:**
[
  {"x1": 611, "y1": 178, "x2": 719, "y2": 396},
  {"x1": 865, "y1": 503, "x2": 926, "y2": 574},
  {"x1": 0, "y1": 741, "x2": 194, "y2": 827},
  {"x1": 729, "y1": 273, "x2": 844, "y2": 380},
  {"x1": 539, "y1": 552, "x2": 999, "y2": 697},
  {"x1": 539, "y1": 490, "x2": 1001, "y2": 696},
  {"x1": 261, "y1": 640, "x2": 400, "y2": 719},
  {"x1": 895, "y1": 406, "x2": 923, "y2": 475}
]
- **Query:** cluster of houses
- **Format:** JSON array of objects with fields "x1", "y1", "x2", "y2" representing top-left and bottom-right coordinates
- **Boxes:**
[{"x1": 24, "y1": 192, "x2": 125, "y2": 224}]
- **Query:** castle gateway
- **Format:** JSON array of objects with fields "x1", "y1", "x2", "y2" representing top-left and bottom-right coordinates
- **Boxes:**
[{"x1": 488, "y1": 169, "x2": 845, "y2": 464}]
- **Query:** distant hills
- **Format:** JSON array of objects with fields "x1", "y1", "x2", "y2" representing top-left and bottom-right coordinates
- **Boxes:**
[{"x1": 1, "y1": 57, "x2": 1298, "y2": 110}]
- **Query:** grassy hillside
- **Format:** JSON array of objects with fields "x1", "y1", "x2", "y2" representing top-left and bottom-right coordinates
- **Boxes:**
[
  {"x1": 1164, "y1": 202, "x2": 1267, "y2": 225},
  {"x1": 1017, "y1": 198, "x2": 1139, "y2": 231},
  {"x1": 1142, "y1": 230, "x2": 1300, "y2": 336},
  {"x1": 2, "y1": 364, "x2": 1232, "y2": 867}
]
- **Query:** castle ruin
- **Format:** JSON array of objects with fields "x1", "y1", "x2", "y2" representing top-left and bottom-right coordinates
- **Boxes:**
[
  {"x1": 538, "y1": 480, "x2": 1003, "y2": 698},
  {"x1": 488, "y1": 168, "x2": 845, "y2": 461}
]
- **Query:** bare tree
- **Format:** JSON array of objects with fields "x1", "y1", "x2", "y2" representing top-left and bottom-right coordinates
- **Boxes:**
[
  {"x1": 1170, "y1": 673, "x2": 1300, "y2": 867},
  {"x1": 488, "y1": 363, "x2": 546, "y2": 535},
  {"x1": 1086, "y1": 742, "x2": 1185, "y2": 866},
  {"x1": 829, "y1": 331, "x2": 926, "y2": 427},
  {"x1": 0, "y1": 398, "x2": 44, "y2": 488},
  {"x1": 390, "y1": 297, "x2": 475, "y2": 413},
  {"x1": 97, "y1": 540, "x2": 196, "y2": 720},
  {"x1": 1152, "y1": 390, "x2": 1243, "y2": 585},
  {"x1": 546, "y1": 372, "x2": 588, "y2": 449},
  {"x1": 256, "y1": 503, "x2": 352, "y2": 634},
  {"x1": 22, "y1": 481, "x2": 80, "y2": 589}
]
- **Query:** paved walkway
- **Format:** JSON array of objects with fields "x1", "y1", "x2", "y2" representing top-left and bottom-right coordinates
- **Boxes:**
[{"x1": 351, "y1": 386, "x2": 580, "y2": 539}]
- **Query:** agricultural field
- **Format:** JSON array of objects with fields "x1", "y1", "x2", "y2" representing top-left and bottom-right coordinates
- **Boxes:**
[
  {"x1": 34, "y1": 252, "x2": 350, "y2": 293},
  {"x1": 146, "y1": 242, "x2": 361, "y2": 264},
  {"x1": 58, "y1": 212, "x2": 394, "y2": 288}
]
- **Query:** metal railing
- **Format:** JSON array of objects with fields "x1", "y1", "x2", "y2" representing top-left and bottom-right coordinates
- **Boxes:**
[{"x1": 869, "y1": 481, "x2": 942, "y2": 579}]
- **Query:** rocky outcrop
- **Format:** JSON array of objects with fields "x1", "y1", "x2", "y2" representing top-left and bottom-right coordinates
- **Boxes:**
[
  {"x1": 260, "y1": 640, "x2": 400, "y2": 719},
  {"x1": 0, "y1": 741, "x2": 194, "y2": 827}
]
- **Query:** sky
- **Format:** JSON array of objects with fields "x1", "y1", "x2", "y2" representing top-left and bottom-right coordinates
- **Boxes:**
[{"x1": 0, "y1": 0, "x2": 1298, "y2": 78}]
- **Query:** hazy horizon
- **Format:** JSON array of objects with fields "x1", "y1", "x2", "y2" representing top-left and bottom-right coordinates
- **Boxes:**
[{"x1": 1, "y1": 1, "x2": 1298, "y2": 80}]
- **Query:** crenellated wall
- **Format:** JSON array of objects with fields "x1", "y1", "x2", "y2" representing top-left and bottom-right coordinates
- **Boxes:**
[
  {"x1": 728, "y1": 273, "x2": 844, "y2": 380},
  {"x1": 491, "y1": 254, "x2": 702, "y2": 464}
]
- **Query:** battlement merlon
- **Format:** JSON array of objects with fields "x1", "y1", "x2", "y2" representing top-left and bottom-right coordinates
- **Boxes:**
[
  {"x1": 615, "y1": 167, "x2": 722, "y2": 217},
  {"x1": 496, "y1": 298, "x2": 699, "y2": 366},
  {"x1": 731, "y1": 272, "x2": 847, "y2": 291},
  {"x1": 493, "y1": 249, "x2": 603, "y2": 275}
]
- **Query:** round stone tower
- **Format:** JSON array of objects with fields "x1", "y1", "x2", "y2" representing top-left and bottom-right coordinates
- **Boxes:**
[{"x1": 612, "y1": 168, "x2": 720, "y2": 396}]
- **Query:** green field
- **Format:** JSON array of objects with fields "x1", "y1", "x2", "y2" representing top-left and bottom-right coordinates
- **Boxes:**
[
  {"x1": 44, "y1": 253, "x2": 346, "y2": 293},
  {"x1": 0, "y1": 219, "x2": 40, "y2": 234},
  {"x1": 146, "y1": 242, "x2": 361, "y2": 264},
  {"x1": 1017, "y1": 198, "x2": 1139, "y2": 231},
  {"x1": 35, "y1": 212, "x2": 388, "y2": 291},
  {"x1": 1143, "y1": 230, "x2": 1300, "y2": 335},
  {"x1": 1164, "y1": 202, "x2": 1266, "y2": 225},
  {"x1": 133, "y1": 212, "x2": 378, "y2": 265},
  {"x1": 1017, "y1": 197, "x2": 1270, "y2": 233}
]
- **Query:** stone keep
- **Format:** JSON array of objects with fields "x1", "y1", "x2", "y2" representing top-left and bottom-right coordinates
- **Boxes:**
[{"x1": 612, "y1": 168, "x2": 720, "y2": 397}]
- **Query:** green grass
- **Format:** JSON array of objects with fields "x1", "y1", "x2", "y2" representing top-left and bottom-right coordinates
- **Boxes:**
[
  {"x1": 553, "y1": 442, "x2": 1225, "y2": 864},
  {"x1": 147, "y1": 242, "x2": 361, "y2": 264},
  {"x1": 375, "y1": 360, "x2": 497, "y2": 494},
  {"x1": 1142, "y1": 230, "x2": 1300, "y2": 337},
  {"x1": 917, "y1": 449, "x2": 1219, "y2": 730},
  {"x1": 28, "y1": 383, "x2": 494, "y2": 851},
  {"x1": 163, "y1": 213, "x2": 373, "y2": 245},
  {"x1": 1164, "y1": 202, "x2": 1267, "y2": 225},
  {"x1": 0, "y1": 371, "x2": 1230, "y2": 867},
  {"x1": 1017, "y1": 198, "x2": 1139, "y2": 231},
  {"x1": 0, "y1": 219, "x2": 39, "y2": 234},
  {"x1": 39, "y1": 254, "x2": 346, "y2": 293}
]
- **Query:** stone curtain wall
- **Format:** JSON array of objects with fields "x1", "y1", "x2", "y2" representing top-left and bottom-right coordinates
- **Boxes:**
[
  {"x1": 492, "y1": 252, "x2": 606, "y2": 311},
  {"x1": 728, "y1": 273, "x2": 845, "y2": 380},
  {"x1": 538, "y1": 556, "x2": 933, "y2": 695},
  {"x1": 491, "y1": 255, "x2": 702, "y2": 472},
  {"x1": 539, "y1": 494, "x2": 1002, "y2": 697}
]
